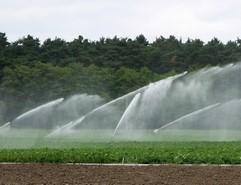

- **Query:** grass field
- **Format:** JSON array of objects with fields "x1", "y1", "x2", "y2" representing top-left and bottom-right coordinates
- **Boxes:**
[{"x1": 1, "y1": 129, "x2": 241, "y2": 164}]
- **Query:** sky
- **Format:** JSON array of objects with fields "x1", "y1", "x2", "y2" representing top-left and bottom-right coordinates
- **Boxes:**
[{"x1": 0, "y1": 0, "x2": 241, "y2": 43}]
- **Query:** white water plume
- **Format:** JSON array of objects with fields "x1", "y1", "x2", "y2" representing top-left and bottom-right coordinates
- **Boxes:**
[
  {"x1": 183, "y1": 99, "x2": 241, "y2": 130},
  {"x1": 11, "y1": 94, "x2": 104, "y2": 129},
  {"x1": 47, "y1": 71, "x2": 188, "y2": 137},
  {"x1": 0, "y1": 122, "x2": 10, "y2": 130},
  {"x1": 47, "y1": 82, "x2": 148, "y2": 134},
  {"x1": 153, "y1": 103, "x2": 221, "y2": 133},
  {"x1": 113, "y1": 93, "x2": 141, "y2": 136},
  {"x1": 47, "y1": 116, "x2": 86, "y2": 137},
  {"x1": 73, "y1": 72, "x2": 187, "y2": 129},
  {"x1": 4, "y1": 62, "x2": 241, "y2": 142},
  {"x1": 15, "y1": 98, "x2": 64, "y2": 121}
]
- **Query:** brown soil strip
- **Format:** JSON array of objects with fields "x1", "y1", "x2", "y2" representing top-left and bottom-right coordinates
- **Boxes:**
[{"x1": 1, "y1": 163, "x2": 241, "y2": 185}]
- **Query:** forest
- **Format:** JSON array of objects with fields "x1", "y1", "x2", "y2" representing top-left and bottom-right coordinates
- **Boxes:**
[{"x1": 0, "y1": 32, "x2": 241, "y2": 123}]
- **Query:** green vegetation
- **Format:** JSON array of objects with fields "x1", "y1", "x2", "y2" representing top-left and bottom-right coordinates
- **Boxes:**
[
  {"x1": 1, "y1": 33, "x2": 241, "y2": 123},
  {"x1": 1, "y1": 142, "x2": 241, "y2": 164},
  {"x1": 1, "y1": 129, "x2": 241, "y2": 164}
]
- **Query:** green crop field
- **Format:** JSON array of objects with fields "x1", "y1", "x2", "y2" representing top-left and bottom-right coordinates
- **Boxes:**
[
  {"x1": 1, "y1": 129, "x2": 241, "y2": 164},
  {"x1": 1, "y1": 142, "x2": 241, "y2": 164}
]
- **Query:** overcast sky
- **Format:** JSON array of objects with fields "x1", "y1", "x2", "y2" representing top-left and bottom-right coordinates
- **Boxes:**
[{"x1": 1, "y1": 0, "x2": 241, "y2": 43}]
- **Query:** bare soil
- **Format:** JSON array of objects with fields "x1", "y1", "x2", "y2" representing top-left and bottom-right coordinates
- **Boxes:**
[{"x1": 1, "y1": 164, "x2": 241, "y2": 184}]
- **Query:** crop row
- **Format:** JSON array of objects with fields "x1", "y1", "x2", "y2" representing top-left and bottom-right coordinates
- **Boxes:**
[{"x1": 1, "y1": 142, "x2": 241, "y2": 164}]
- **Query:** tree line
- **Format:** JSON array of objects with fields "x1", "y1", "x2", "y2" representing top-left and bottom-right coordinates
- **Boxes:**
[{"x1": 0, "y1": 32, "x2": 241, "y2": 122}]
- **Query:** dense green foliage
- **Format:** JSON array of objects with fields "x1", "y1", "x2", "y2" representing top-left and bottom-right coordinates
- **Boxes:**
[
  {"x1": 1, "y1": 142, "x2": 241, "y2": 164},
  {"x1": 1, "y1": 129, "x2": 241, "y2": 164},
  {"x1": 0, "y1": 32, "x2": 241, "y2": 122}
]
